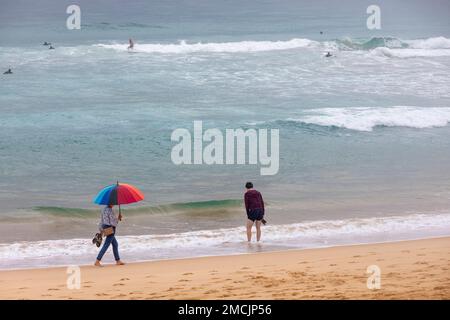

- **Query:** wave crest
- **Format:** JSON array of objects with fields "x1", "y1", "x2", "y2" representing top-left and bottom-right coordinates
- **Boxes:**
[
  {"x1": 96, "y1": 38, "x2": 317, "y2": 53},
  {"x1": 287, "y1": 106, "x2": 450, "y2": 132}
]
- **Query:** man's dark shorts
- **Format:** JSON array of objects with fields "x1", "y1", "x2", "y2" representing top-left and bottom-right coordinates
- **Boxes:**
[{"x1": 247, "y1": 208, "x2": 264, "y2": 222}]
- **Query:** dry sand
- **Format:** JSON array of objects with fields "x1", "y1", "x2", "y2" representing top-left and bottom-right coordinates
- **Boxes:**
[{"x1": 0, "y1": 237, "x2": 449, "y2": 299}]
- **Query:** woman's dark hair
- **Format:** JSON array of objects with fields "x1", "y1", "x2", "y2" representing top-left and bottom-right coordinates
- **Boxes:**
[{"x1": 245, "y1": 182, "x2": 253, "y2": 189}]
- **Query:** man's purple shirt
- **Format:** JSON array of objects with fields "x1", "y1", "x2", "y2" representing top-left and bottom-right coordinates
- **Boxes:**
[{"x1": 244, "y1": 189, "x2": 265, "y2": 214}]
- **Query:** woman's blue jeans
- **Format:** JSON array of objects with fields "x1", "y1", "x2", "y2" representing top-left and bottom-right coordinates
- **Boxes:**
[{"x1": 96, "y1": 225, "x2": 120, "y2": 261}]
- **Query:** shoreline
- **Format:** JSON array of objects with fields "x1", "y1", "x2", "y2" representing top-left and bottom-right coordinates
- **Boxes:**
[
  {"x1": 1, "y1": 234, "x2": 449, "y2": 272},
  {"x1": 0, "y1": 236, "x2": 449, "y2": 299}
]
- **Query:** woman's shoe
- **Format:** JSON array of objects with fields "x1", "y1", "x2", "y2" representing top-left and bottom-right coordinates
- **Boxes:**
[{"x1": 92, "y1": 233, "x2": 103, "y2": 247}]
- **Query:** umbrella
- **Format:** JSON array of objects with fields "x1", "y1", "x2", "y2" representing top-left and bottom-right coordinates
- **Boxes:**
[{"x1": 93, "y1": 181, "x2": 144, "y2": 215}]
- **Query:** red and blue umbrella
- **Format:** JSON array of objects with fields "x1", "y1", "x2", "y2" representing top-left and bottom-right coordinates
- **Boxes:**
[{"x1": 94, "y1": 181, "x2": 144, "y2": 214}]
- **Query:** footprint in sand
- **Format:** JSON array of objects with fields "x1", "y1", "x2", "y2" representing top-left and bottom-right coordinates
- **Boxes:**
[
  {"x1": 178, "y1": 279, "x2": 190, "y2": 282},
  {"x1": 204, "y1": 289, "x2": 219, "y2": 294},
  {"x1": 288, "y1": 271, "x2": 307, "y2": 277},
  {"x1": 113, "y1": 283, "x2": 125, "y2": 286},
  {"x1": 120, "y1": 278, "x2": 130, "y2": 281},
  {"x1": 329, "y1": 264, "x2": 337, "y2": 266},
  {"x1": 331, "y1": 279, "x2": 346, "y2": 285},
  {"x1": 18, "y1": 287, "x2": 29, "y2": 290},
  {"x1": 48, "y1": 288, "x2": 60, "y2": 291},
  {"x1": 166, "y1": 287, "x2": 178, "y2": 291},
  {"x1": 182, "y1": 273, "x2": 193, "y2": 276}
]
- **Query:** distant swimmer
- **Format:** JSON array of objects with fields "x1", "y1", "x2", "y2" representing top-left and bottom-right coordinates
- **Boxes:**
[
  {"x1": 127, "y1": 38, "x2": 134, "y2": 50},
  {"x1": 320, "y1": 31, "x2": 323, "y2": 35},
  {"x1": 49, "y1": 46, "x2": 55, "y2": 50},
  {"x1": 43, "y1": 42, "x2": 51, "y2": 46},
  {"x1": 325, "y1": 51, "x2": 332, "y2": 57},
  {"x1": 3, "y1": 68, "x2": 12, "y2": 74}
]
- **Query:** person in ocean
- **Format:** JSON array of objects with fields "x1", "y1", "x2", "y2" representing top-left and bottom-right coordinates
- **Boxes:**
[
  {"x1": 325, "y1": 51, "x2": 332, "y2": 57},
  {"x1": 244, "y1": 182, "x2": 266, "y2": 242},
  {"x1": 127, "y1": 38, "x2": 134, "y2": 50},
  {"x1": 43, "y1": 42, "x2": 51, "y2": 46},
  {"x1": 49, "y1": 46, "x2": 55, "y2": 50},
  {"x1": 94, "y1": 204, "x2": 125, "y2": 267},
  {"x1": 3, "y1": 68, "x2": 12, "y2": 74}
]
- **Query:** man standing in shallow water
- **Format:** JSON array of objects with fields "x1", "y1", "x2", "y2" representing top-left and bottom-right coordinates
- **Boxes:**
[{"x1": 244, "y1": 182, "x2": 265, "y2": 242}]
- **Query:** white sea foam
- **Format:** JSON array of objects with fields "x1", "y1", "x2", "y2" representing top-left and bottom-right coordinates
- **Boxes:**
[
  {"x1": 96, "y1": 38, "x2": 317, "y2": 53},
  {"x1": 406, "y1": 36, "x2": 450, "y2": 49},
  {"x1": 93, "y1": 36, "x2": 450, "y2": 56},
  {"x1": 371, "y1": 47, "x2": 450, "y2": 58},
  {"x1": 289, "y1": 106, "x2": 450, "y2": 131},
  {"x1": 0, "y1": 213, "x2": 449, "y2": 269}
]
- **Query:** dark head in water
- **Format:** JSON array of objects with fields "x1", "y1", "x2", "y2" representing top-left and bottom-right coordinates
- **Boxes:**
[
  {"x1": 43, "y1": 42, "x2": 51, "y2": 46},
  {"x1": 3, "y1": 68, "x2": 12, "y2": 74},
  {"x1": 320, "y1": 31, "x2": 323, "y2": 34},
  {"x1": 49, "y1": 46, "x2": 55, "y2": 50},
  {"x1": 325, "y1": 52, "x2": 332, "y2": 57}
]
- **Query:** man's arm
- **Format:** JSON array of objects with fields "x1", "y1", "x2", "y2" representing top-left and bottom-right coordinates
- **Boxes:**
[
  {"x1": 244, "y1": 193, "x2": 249, "y2": 214},
  {"x1": 259, "y1": 193, "x2": 265, "y2": 214}
]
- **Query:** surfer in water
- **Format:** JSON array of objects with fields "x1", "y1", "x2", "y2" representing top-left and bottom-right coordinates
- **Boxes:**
[
  {"x1": 325, "y1": 51, "x2": 332, "y2": 57},
  {"x1": 244, "y1": 182, "x2": 266, "y2": 242},
  {"x1": 49, "y1": 46, "x2": 55, "y2": 50},
  {"x1": 127, "y1": 38, "x2": 134, "y2": 50},
  {"x1": 43, "y1": 42, "x2": 51, "y2": 46},
  {"x1": 3, "y1": 68, "x2": 12, "y2": 74}
]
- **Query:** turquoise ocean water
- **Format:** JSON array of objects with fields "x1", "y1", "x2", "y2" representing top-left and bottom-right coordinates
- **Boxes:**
[{"x1": 1, "y1": 0, "x2": 450, "y2": 268}]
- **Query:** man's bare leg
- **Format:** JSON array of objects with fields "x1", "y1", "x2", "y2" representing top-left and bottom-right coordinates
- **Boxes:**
[
  {"x1": 256, "y1": 220, "x2": 262, "y2": 242},
  {"x1": 246, "y1": 220, "x2": 254, "y2": 242}
]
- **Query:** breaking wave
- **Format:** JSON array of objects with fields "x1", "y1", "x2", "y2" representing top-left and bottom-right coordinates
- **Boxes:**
[
  {"x1": 96, "y1": 38, "x2": 317, "y2": 53},
  {"x1": 286, "y1": 106, "x2": 450, "y2": 132}
]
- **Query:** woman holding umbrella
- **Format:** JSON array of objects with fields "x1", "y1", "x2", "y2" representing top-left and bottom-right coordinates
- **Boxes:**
[
  {"x1": 95, "y1": 204, "x2": 124, "y2": 266},
  {"x1": 93, "y1": 182, "x2": 144, "y2": 267}
]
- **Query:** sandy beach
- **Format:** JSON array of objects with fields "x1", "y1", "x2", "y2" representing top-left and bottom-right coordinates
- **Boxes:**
[{"x1": 0, "y1": 237, "x2": 448, "y2": 300}]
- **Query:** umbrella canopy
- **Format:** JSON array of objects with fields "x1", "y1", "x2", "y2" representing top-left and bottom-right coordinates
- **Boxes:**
[{"x1": 94, "y1": 182, "x2": 144, "y2": 206}]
